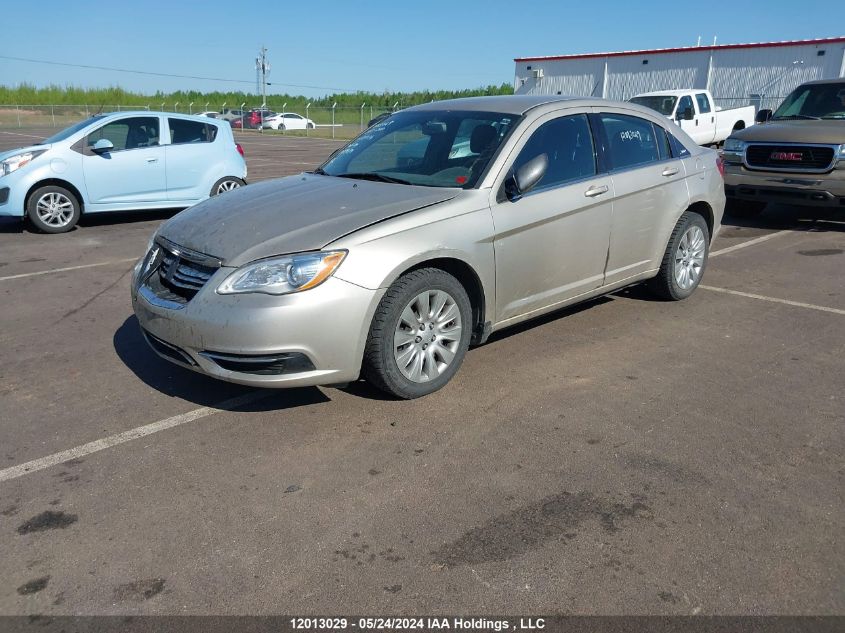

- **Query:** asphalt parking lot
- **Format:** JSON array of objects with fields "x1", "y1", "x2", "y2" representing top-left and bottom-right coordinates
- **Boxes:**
[{"x1": 0, "y1": 128, "x2": 842, "y2": 615}]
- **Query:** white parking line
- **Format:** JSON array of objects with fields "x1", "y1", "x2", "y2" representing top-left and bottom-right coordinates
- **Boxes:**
[
  {"x1": 246, "y1": 159, "x2": 306, "y2": 165},
  {"x1": 237, "y1": 138, "x2": 344, "y2": 147},
  {"x1": 710, "y1": 230, "x2": 791, "y2": 258},
  {"x1": 699, "y1": 285, "x2": 845, "y2": 316},
  {"x1": 0, "y1": 258, "x2": 139, "y2": 282},
  {"x1": 0, "y1": 391, "x2": 273, "y2": 483},
  {"x1": 0, "y1": 131, "x2": 47, "y2": 140},
  {"x1": 249, "y1": 161, "x2": 316, "y2": 167}
]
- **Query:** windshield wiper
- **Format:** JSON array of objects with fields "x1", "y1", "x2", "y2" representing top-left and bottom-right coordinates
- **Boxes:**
[
  {"x1": 772, "y1": 114, "x2": 821, "y2": 120},
  {"x1": 336, "y1": 172, "x2": 412, "y2": 185},
  {"x1": 309, "y1": 167, "x2": 327, "y2": 175}
]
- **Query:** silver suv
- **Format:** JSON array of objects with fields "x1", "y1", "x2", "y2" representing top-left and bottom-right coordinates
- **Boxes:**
[{"x1": 131, "y1": 96, "x2": 725, "y2": 398}]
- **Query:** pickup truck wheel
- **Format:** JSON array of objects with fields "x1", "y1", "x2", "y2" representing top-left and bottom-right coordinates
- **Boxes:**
[
  {"x1": 648, "y1": 211, "x2": 709, "y2": 301},
  {"x1": 725, "y1": 198, "x2": 766, "y2": 218},
  {"x1": 363, "y1": 268, "x2": 472, "y2": 399},
  {"x1": 26, "y1": 185, "x2": 81, "y2": 233}
]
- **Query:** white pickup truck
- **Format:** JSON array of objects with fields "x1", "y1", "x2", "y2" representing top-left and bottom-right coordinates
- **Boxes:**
[{"x1": 629, "y1": 89, "x2": 755, "y2": 146}]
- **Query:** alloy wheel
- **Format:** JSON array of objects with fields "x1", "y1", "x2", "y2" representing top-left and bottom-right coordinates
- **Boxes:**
[
  {"x1": 393, "y1": 289, "x2": 463, "y2": 383},
  {"x1": 35, "y1": 192, "x2": 75, "y2": 228},
  {"x1": 673, "y1": 225, "x2": 706, "y2": 290},
  {"x1": 216, "y1": 180, "x2": 241, "y2": 195}
]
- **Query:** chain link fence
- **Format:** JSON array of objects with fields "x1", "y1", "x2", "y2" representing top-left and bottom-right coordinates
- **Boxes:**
[
  {"x1": 0, "y1": 97, "x2": 789, "y2": 140},
  {"x1": 0, "y1": 104, "x2": 398, "y2": 140}
]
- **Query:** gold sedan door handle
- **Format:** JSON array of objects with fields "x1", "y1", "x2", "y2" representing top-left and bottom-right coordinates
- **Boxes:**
[{"x1": 584, "y1": 185, "x2": 609, "y2": 198}]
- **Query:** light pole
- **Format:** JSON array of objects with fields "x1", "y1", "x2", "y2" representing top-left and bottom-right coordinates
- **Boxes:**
[
  {"x1": 360, "y1": 102, "x2": 366, "y2": 130},
  {"x1": 189, "y1": 102, "x2": 194, "y2": 114}
]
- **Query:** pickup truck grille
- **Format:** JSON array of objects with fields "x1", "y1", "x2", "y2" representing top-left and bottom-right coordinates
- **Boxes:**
[{"x1": 745, "y1": 144, "x2": 836, "y2": 172}]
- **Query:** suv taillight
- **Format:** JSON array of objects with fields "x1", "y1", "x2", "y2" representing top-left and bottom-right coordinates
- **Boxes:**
[
  {"x1": 716, "y1": 156, "x2": 725, "y2": 178},
  {"x1": 236, "y1": 143, "x2": 244, "y2": 157}
]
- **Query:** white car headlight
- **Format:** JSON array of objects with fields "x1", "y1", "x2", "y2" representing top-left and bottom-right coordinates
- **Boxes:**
[
  {"x1": 217, "y1": 251, "x2": 347, "y2": 295},
  {"x1": 1, "y1": 150, "x2": 46, "y2": 176},
  {"x1": 723, "y1": 139, "x2": 747, "y2": 153}
]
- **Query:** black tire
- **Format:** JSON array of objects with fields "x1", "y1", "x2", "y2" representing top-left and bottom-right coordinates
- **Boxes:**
[
  {"x1": 724, "y1": 197, "x2": 766, "y2": 218},
  {"x1": 307, "y1": 122, "x2": 315, "y2": 130},
  {"x1": 362, "y1": 268, "x2": 472, "y2": 399},
  {"x1": 26, "y1": 185, "x2": 81, "y2": 234},
  {"x1": 210, "y1": 177, "x2": 245, "y2": 197},
  {"x1": 278, "y1": 124, "x2": 286, "y2": 131},
  {"x1": 647, "y1": 211, "x2": 710, "y2": 301}
]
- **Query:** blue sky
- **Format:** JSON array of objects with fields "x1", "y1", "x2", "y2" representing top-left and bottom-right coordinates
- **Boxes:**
[{"x1": 1, "y1": 1, "x2": 842, "y2": 97}]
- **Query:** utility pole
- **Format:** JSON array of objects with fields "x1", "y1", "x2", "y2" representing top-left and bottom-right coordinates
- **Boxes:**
[
  {"x1": 256, "y1": 46, "x2": 270, "y2": 132},
  {"x1": 256, "y1": 47, "x2": 270, "y2": 107}
]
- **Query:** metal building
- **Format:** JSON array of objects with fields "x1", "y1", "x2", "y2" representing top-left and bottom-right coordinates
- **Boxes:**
[{"x1": 514, "y1": 37, "x2": 845, "y2": 111}]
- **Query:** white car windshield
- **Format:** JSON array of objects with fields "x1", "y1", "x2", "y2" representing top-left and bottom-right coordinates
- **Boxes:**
[{"x1": 319, "y1": 110, "x2": 519, "y2": 188}]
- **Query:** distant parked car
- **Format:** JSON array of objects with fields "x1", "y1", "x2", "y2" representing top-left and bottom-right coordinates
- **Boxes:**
[
  {"x1": 0, "y1": 112, "x2": 247, "y2": 233},
  {"x1": 230, "y1": 110, "x2": 278, "y2": 130},
  {"x1": 196, "y1": 111, "x2": 219, "y2": 118},
  {"x1": 262, "y1": 112, "x2": 315, "y2": 130},
  {"x1": 247, "y1": 109, "x2": 276, "y2": 129},
  {"x1": 219, "y1": 109, "x2": 245, "y2": 122}
]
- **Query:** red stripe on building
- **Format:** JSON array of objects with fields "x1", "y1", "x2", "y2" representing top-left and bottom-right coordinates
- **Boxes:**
[{"x1": 514, "y1": 37, "x2": 845, "y2": 63}]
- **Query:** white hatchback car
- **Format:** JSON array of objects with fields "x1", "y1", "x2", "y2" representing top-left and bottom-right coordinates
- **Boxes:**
[{"x1": 0, "y1": 111, "x2": 247, "y2": 233}]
